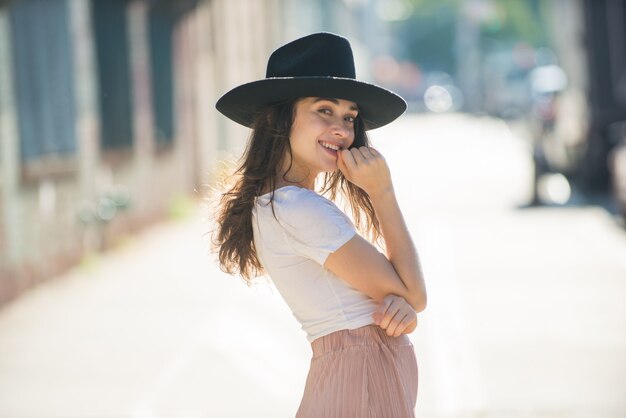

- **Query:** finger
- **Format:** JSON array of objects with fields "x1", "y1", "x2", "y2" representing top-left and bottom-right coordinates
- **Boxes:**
[
  {"x1": 385, "y1": 310, "x2": 408, "y2": 335},
  {"x1": 358, "y1": 147, "x2": 380, "y2": 167},
  {"x1": 367, "y1": 147, "x2": 387, "y2": 166},
  {"x1": 392, "y1": 315, "x2": 413, "y2": 337},
  {"x1": 350, "y1": 147, "x2": 367, "y2": 164},
  {"x1": 377, "y1": 295, "x2": 400, "y2": 328},
  {"x1": 368, "y1": 147, "x2": 382, "y2": 157},
  {"x1": 340, "y1": 149, "x2": 357, "y2": 171},
  {"x1": 357, "y1": 146, "x2": 376, "y2": 161},
  {"x1": 337, "y1": 151, "x2": 351, "y2": 178},
  {"x1": 379, "y1": 299, "x2": 401, "y2": 329},
  {"x1": 403, "y1": 317, "x2": 418, "y2": 334},
  {"x1": 386, "y1": 312, "x2": 409, "y2": 337},
  {"x1": 376, "y1": 295, "x2": 397, "y2": 319},
  {"x1": 373, "y1": 296, "x2": 394, "y2": 325},
  {"x1": 362, "y1": 146, "x2": 377, "y2": 158}
]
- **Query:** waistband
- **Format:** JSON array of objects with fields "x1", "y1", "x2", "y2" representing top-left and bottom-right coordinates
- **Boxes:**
[{"x1": 310, "y1": 325, "x2": 412, "y2": 357}]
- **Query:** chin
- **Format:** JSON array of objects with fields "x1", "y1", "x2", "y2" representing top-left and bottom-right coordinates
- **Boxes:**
[{"x1": 321, "y1": 164, "x2": 338, "y2": 173}]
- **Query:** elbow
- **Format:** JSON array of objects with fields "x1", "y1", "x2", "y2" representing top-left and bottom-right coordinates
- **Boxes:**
[
  {"x1": 410, "y1": 293, "x2": 427, "y2": 313},
  {"x1": 413, "y1": 298, "x2": 427, "y2": 313}
]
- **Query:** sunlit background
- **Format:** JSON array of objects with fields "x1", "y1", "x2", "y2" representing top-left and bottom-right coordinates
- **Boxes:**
[{"x1": 1, "y1": 0, "x2": 626, "y2": 417}]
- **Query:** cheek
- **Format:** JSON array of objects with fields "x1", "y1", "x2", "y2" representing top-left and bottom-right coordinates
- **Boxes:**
[
  {"x1": 288, "y1": 121, "x2": 304, "y2": 149},
  {"x1": 292, "y1": 117, "x2": 325, "y2": 146},
  {"x1": 287, "y1": 129, "x2": 312, "y2": 160}
]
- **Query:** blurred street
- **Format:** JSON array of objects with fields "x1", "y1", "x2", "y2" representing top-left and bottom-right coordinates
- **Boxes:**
[{"x1": 1, "y1": 113, "x2": 626, "y2": 418}]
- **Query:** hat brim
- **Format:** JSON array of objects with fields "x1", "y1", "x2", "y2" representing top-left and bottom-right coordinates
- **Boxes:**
[{"x1": 215, "y1": 77, "x2": 407, "y2": 130}]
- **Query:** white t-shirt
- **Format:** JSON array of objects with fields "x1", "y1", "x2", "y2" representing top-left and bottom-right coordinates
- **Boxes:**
[{"x1": 252, "y1": 185, "x2": 378, "y2": 342}]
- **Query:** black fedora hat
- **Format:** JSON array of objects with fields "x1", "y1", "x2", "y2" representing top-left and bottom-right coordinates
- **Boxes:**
[{"x1": 215, "y1": 32, "x2": 406, "y2": 130}]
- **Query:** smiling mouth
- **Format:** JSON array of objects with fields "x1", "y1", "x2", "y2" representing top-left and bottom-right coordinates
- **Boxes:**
[{"x1": 319, "y1": 141, "x2": 341, "y2": 151}]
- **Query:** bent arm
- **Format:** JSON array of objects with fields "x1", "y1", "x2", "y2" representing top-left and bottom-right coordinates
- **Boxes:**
[
  {"x1": 327, "y1": 146, "x2": 427, "y2": 312},
  {"x1": 324, "y1": 210, "x2": 426, "y2": 312}
]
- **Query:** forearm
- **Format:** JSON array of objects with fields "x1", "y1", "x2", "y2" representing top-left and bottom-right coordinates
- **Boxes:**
[{"x1": 370, "y1": 189, "x2": 427, "y2": 312}]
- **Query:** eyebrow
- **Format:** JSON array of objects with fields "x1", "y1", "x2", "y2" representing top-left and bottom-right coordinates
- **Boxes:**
[{"x1": 313, "y1": 97, "x2": 359, "y2": 112}]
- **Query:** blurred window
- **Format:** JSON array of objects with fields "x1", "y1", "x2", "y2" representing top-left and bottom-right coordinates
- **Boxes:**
[
  {"x1": 92, "y1": 0, "x2": 134, "y2": 150},
  {"x1": 148, "y1": 7, "x2": 174, "y2": 146},
  {"x1": 10, "y1": 0, "x2": 76, "y2": 161}
]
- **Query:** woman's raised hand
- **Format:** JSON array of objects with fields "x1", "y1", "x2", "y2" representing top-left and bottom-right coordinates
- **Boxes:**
[
  {"x1": 372, "y1": 294, "x2": 418, "y2": 337},
  {"x1": 338, "y1": 147, "x2": 393, "y2": 197}
]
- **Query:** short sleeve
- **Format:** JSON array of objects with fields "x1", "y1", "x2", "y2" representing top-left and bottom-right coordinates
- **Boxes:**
[{"x1": 275, "y1": 188, "x2": 356, "y2": 265}]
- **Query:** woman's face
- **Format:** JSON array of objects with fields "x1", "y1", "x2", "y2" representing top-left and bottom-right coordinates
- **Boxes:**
[{"x1": 286, "y1": 97, "x2": 358, "y2": 186}]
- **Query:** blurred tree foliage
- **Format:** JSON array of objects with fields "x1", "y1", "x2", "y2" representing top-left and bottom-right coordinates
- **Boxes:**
[
  {"x1": 392, "y1": 1, "x2": 459, "y2": 73},
  {"x1": 391, "y1": 0, "x2": 551, "y2": 74},
  {"x1": 480, "y1": 0, "x2": 551, "y2": 46}
]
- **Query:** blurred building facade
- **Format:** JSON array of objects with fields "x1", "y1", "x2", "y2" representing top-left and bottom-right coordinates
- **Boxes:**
[
  {"x1": 0, "y1": 0, "x2": 286, "y2": 305},
  {"x1": 0, "y1": 0, "x2": 380, "y2": 306}
]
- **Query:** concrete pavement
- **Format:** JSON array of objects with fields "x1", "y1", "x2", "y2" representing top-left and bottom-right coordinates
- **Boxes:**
[{"x1": 1, "y1": 113, "x2": 626, "y2": 417}]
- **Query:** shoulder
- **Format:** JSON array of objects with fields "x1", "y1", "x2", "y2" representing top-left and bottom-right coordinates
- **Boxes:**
[
  {"x1": 258, "y1": 186, "x2": 353, "y2": 231},
  {"x1": 269, "y1": 186, "x2": 344, "y2": 220},
  {"x1": 276, "y1": 186, "x2": 334, "y2": 211},
  {"x1": 264, "y1": 187, "x2": 356, "y2": 263}
]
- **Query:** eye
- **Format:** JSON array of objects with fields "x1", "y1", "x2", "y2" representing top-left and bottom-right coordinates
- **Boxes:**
[
  {"x1": 345, "y1": 115, "x2": 356, "y2": 124},
  {"x1": 318, "y1": 108, "x2": 332, "y2": 115}
]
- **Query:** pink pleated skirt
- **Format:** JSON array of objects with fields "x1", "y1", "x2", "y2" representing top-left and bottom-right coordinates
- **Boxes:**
[{"x1": 296, "y1": 325, "x2": 418, "y2": 418}]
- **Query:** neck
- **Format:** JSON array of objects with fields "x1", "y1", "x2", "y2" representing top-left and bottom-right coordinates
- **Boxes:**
[
  {"x1": 274, "y1": 175, "x2": 315, "y2": 191},
  {"x1": 275, "y1": 158, "x2": 317, "y2": 190}
]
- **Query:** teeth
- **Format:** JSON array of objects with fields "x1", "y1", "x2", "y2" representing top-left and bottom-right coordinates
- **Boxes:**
[{"x1": 320, "y1": 141, "x2": 340, "y2": 151}]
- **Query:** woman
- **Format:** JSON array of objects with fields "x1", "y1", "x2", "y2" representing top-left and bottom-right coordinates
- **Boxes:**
[{"x1": 214, "y1": 32, "x2": 427, "y2": 417}]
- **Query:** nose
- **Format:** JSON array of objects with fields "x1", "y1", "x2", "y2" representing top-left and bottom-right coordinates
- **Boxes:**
[{"x1": 329, "y1": 120, "x2": 351, "y2": 139}]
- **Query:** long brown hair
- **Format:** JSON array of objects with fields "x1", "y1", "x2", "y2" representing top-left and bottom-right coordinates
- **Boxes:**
[{"x1": 213, "y1": 98, "x2": 381, "y2": 282}]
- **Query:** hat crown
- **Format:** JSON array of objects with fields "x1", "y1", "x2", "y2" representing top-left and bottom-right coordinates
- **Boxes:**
[{"x1": 266, "y1": 32, "x2": 356, "y2": 79}]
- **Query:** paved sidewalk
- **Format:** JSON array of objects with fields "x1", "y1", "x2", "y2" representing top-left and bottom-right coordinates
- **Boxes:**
[
  {"x1": 0, "y1": 210, "x2": 311, "y2": 417},
  {"x1": 1, "y1": 114, "x2": 626, "y2": 417}
]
